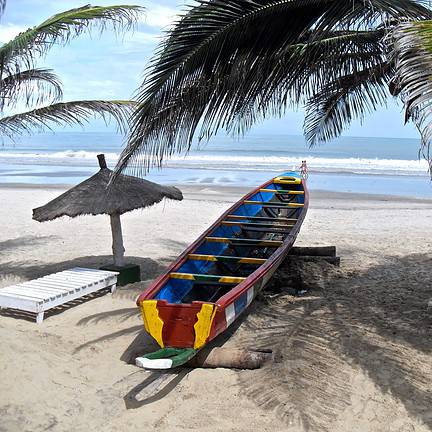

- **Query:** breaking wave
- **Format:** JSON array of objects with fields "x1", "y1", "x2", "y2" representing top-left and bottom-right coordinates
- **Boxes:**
[{"x1": 0, "y1": 150, "x2": 429, "y2": 176}]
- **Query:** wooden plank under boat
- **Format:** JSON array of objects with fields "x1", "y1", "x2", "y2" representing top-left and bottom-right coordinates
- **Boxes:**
[{"x1": 135, "y1": 172, "x2": 309, "y2": 369}]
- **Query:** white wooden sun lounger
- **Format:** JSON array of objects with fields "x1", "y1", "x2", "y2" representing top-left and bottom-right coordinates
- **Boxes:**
[{"x1": 0, "y1": 267, "x2": 119, "y2": 323}]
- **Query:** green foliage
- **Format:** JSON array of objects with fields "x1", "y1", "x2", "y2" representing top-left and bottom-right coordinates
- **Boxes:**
[
  {"x1": 0, "y1": 68, "x2": 63, "y2": 111},
  {"x1": 0, "y1": 4, "x2": 143, "y2": 137},
  {"x1": 0, "y1": 100, "x2": 135, "y2": 137},
  {"x1": 393, "y1": 20, "x2": 432, "y2": 172},
  {"x1": 116, "y1": 0, "x2": 432, "y2": 176},
  {"x1": 0, "y1": 5, "x2": 142, "y2": 76}
]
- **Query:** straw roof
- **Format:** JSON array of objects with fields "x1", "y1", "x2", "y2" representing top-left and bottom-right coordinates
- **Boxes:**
[{"x1": 33, "y1": 156, "x2": 183, "y2": 222}]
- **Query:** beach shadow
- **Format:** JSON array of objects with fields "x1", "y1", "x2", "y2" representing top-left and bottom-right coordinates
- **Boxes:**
[
  {"x1": 77, "y1": 307, "x2": 139, "y2": 326},
  {"x1": 157, "y1": 238, "x2": 190, "y2": 253},
  {"x1": 235, "y1": 253, "x2": 432, "y2": 431},
  {"x1": 74, "y1": 325, "x2": 145, "y2": 354},
  {"x1": 325, "y1": 254, "x2": 432, "y2": 428},
  {"x1": 0, "y1": 254, "x2": 171, "y2": 281},
  {"x1": 0, "y1": 235, "x2": 58, "y2": 255}
]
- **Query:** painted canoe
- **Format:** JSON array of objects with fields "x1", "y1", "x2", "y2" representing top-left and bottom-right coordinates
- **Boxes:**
[{"x1": 135, "y1": 171, "x2": 309, "y2": 369}]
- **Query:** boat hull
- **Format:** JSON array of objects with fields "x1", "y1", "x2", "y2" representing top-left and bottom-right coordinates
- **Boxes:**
[{"x1": 137, "y1": 172, "x2": 309, "y2": 357}]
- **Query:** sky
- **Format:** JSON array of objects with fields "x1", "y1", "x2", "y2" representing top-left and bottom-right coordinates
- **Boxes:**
[{"x1": 0, "y1": 0, "x2": 421, "y2": 140}]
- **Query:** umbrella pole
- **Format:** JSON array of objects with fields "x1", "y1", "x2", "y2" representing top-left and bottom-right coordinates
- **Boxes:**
[{"x1": 110, "y1": 213, "x2": 125, "y2": 267}]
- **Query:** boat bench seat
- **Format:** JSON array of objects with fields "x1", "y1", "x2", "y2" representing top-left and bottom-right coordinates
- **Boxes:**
[
  {"x1": 222, "y1": 221, "x2": 295, "y2": 229},
  {"x1": 188, "y1": 254, "x2": 266, "y2": 265},
  {"x1": 244, "y1": 201, "x2": 304, "y2": 208},
  {"x1": 260, "y1": 189, "x2": 304, "y2": 195},
  {"x1": 170, "y1": 272, "x2": 245, "y2": 284},
  {"x1": 226, "y1": 215, "x2": 297, "y2": 223},
  {"x1": 205, "y1": 237, "x2": 283, "y2": 247}
]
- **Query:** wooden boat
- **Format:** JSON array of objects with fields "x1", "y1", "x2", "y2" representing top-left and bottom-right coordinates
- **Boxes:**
[{"x1": 135, "y1": 171, "x2": 309, "y2": 369}]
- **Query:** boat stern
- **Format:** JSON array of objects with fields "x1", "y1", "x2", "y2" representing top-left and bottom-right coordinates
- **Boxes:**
[{"x1": 139, "y1": 299, "x2": 218, "y2": 349}]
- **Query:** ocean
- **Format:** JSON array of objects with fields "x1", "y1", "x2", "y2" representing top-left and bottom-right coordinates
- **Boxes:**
[{"x1": 0, "y1": 132, "x2": 431, "y2": 198}]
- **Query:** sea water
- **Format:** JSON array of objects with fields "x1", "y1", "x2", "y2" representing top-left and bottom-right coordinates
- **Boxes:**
[{"x1": 0, "y1": 132, "x2": 431, "y2": 198}]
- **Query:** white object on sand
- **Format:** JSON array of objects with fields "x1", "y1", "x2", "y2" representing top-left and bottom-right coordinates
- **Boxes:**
[
  {"x1": 135, "y1": 356, "x2": 173, "y2": 370},
  {"x1": 0, "y1": 267, "x2": 118, "y2": 323}
]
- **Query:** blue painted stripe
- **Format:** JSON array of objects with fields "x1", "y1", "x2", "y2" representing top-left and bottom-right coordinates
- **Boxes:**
[{"x1": 234, "y1": 292, "x2": 248, "y2": 316}]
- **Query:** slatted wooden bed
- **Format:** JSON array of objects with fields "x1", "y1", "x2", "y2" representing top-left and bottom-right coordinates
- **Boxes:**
[{"x1": 0, "y1": 267, "x2": 118, "y2": 323}]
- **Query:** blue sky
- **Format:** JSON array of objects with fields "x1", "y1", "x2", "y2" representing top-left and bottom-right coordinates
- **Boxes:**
[{"x1": 0, "y1": 0, "x2": 420, "y2": 140}]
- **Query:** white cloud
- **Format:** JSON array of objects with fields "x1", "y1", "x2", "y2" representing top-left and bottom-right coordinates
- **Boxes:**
[
  {"x1": 127, "y1": 31, "x2": 161, "y2": 45},
  {"x1": 115, "y1": 31, "x2": 162, "y2": 55},
  {"x1": 0, "y1": 24, "x2": 27, "y2": 44},
  {"x1": 143, "y1": 5, "x2": 181, "y2": 29}
]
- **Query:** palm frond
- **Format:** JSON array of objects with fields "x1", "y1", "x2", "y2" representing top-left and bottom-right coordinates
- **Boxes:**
[
  {"x1": 0, "y1": 5, "x2": 143, "y2": 75},
  {"x1": 0, "y1": 68, "x2": 63, "y2": 111},
  {"x1": 393, "y1": 20, "x2": 432, "y2": 171},
  {"x1": 304, "y1": 62, "x2": 393, "y2": 146},
  {"x1": 115, "y1": 0, "x2": 431, "y2": 176},
  {"x1": 0, "y1": 0, "x2": 6, "y2": 19},
  {"x1": 0, "y1": 100, "x2": 136, "y2": 138}
]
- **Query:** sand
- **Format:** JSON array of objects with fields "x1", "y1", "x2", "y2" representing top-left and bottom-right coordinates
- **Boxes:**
[{"x1": 0, "y1": 184, "x2": 431, "y2": 432}]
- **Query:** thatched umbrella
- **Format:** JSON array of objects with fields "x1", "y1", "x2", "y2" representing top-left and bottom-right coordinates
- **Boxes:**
[{"x1": 33, "y1": 154, "x2": 183, "y2": 267}]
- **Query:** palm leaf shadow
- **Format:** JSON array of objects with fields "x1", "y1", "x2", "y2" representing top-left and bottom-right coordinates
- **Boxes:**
[
  {"x1": 73, "y1": 325, "x2": 143, "y2": 354},
  {"x1": 235, "y1": 253, "x2": 432, "y2": 430},
  {"x1": 235, "y1": 295, "x2": 352, "y2": 431},
  {"x1": 77, "y1": 308, "x2": 139, "y2": 326}
]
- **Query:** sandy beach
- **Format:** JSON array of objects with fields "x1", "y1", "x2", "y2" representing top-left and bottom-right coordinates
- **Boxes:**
[{"x1": 0, "y1": 184, "x2": 431, "y2": 432}]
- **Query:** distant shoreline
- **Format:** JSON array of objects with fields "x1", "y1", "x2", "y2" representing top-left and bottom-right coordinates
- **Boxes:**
[{"x1": 2, "y1": 182, "x2": 431, "y2": 204}]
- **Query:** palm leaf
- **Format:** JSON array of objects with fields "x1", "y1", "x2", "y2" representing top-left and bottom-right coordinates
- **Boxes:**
[
  {"x1": 0, "y1": 5, "x2": 143, "y2": 75},
  {"x1": 304, "y1": 62, "x2": 393, "y2": 146},
  {"x1": 0, "y1": 100, "x2": 136, "y2": 137},
  {"x1": 0, "y1": 0, "x2": 6, "y2": 18},
  {"x1": 393, "y1": 20, "x2": 432, "y2": 171},
  {"x1": 0, "y1": 68, "x2": 63, "y2": 111},
  {"x1": 115, "y1": 0, "x2": 431, "y2": 176}
]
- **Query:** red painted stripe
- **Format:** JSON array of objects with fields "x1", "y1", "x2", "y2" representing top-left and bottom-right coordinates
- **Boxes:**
[{"x1": 156, "y1": 301, "x2": 203, "y2": 348}]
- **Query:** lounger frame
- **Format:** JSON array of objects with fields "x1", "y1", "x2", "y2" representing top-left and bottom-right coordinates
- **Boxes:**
[{"x1": 0, "y1": 267, "x2": 118, "y2": 323}]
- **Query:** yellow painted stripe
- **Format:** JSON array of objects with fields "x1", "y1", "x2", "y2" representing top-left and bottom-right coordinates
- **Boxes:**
[
  {"x1": 205, "y1": 237, "x2": 231, "y2": 244},
  {"x1": 170, "y1": 273, "x2": 196, "y2": 281},
  {"x1": 205, "y1": 237, "x2": 283, "y2": 247},
  {"x1": 188, "y1": 254, "x2": 218, "y2": 262},
  {"x1": 226, "y1": 214, "x2": 297, "y2": 222},
  {"x1": 188, "y1": 254, "x2": 266, "y2": 265},
  {"x1": 194, "y1": 303, "x2": 217, "y2": 350},
  {"x1": 140, "y1": 300, "x2": 164, "y2": 348},
  {"x1": 170, "y1": 272, "x2": 246, "y2": 284},
  {"x1": 274, "y1": 176, "x2": 302, "y2": 185},
  {"x1": 260, "y1": 189, "x2": 304, "y2": 194},
  {"x1": 221, "y1": 221, "x2": 295, "y2": 228},
  {"x1": 238, "y1": 257, "x2": 267, "y2": 264},
  {"x1": 219, "y1": 276, "x2": 246, "y2": 284},
  {"x1": 244, "y1": 200, "x2": 304, "y2": 207}
]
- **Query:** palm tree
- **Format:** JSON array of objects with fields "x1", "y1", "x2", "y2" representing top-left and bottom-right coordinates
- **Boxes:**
[
  {"x1": 114, "y1": 0, "x2": 432, "y2": 176},
  {"x1": 0, "y1": 4, "x2": 143, "y2": 138},
  {"x1": 392, "y1": 20, "x2": 432, "y2": 172}
]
